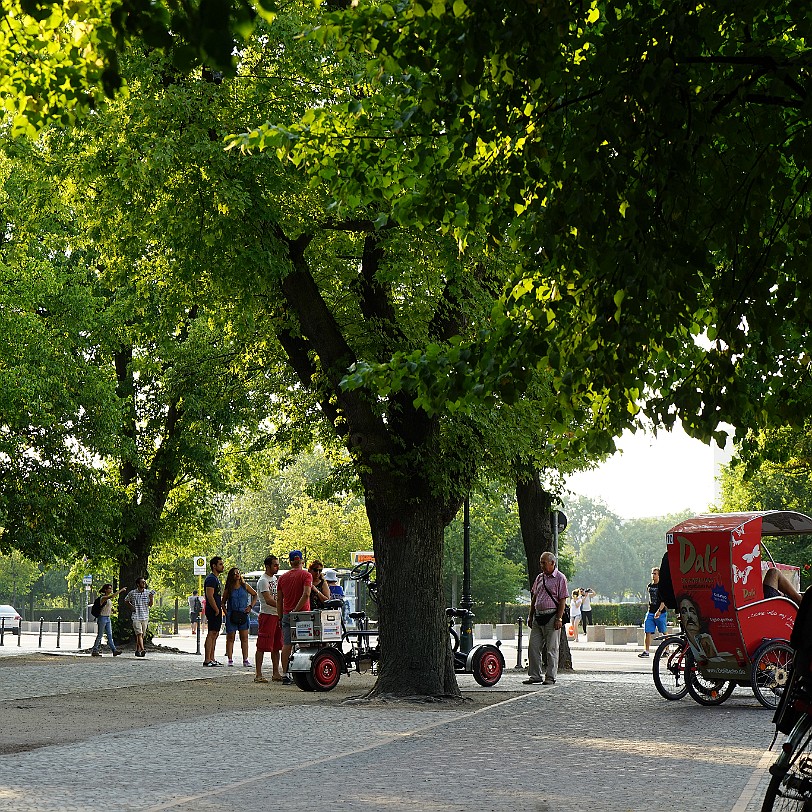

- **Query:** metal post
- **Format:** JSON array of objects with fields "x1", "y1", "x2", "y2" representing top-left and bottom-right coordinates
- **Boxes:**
[
  {"x1": 38, "y1": 617, "x2": 44, "y2": 647},
  {"x1": 17, "y1": 619, "x2": 21, "y2": 646},
  {"x1": 459, "y1": 494, "x2": 474, "y2": 654},
  {"x1": 195, "y1": 616, "x2": 201, "y2": 655},
  {"x1": 0, "y1": 617, "x2": 4, "y2": 646},
  {"x1": 56, "y1": 616, "x2": 62, "y2": 648},
  {"x1": 516, "y1": 616, "x2": 524, "y2": 669},
  {"x1": 78, "y1": 615, "x2": 83, "y2": 649}
]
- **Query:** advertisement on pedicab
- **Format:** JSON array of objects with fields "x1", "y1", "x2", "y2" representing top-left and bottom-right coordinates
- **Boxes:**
[{"x1": 667, "y1": 524, "x2": 756, "y2": 680}]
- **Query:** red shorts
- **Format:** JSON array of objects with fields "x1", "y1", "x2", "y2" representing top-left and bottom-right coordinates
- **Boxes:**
[{"x1": 256, "y1": 613, "x2": 282, "y2": 652}]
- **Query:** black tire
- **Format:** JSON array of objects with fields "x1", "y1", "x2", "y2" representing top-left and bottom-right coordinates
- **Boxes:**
[
  {"x1": 292, "y1": 672, "x2": 316, "y2": 691},
  {"x1": 653, "y1": 635, "x2": 689, "y2": 701},
  {"x1": 310, "y1": 649, "x2": 342, "y2": 692},
  {"x1": 685, "y1": 651, "x2": 736, "y2": 706},
  {"x1": 762, "y1": 720, "x2": 812, "y2": 811},
  {"x1": 752, "y1": 640, "x2": 794, "y2": 710},
  {"x1": 471, "y1": 645, "x2": 504, "y2": 687},
  {"x1": 449, "y1": 626, "x2": 460, "y2": 653}
]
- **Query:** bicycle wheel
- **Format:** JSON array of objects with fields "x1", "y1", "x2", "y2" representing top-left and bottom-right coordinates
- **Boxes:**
[
  {"x1": 653, "y1": 635, "x2": 689, "y2": 700},
  {"x1": 763, "y1": 719, "x2": 812, "y2": 811},
  {"x1": 449, "y1": 626, "x2": 460, "y2": 653},
  {"x1": 686, "y1": 651, "x2": 736, "y2": 706},
  {"x1": 752, "y1": 640, "x2": 794, "y2": 710}
]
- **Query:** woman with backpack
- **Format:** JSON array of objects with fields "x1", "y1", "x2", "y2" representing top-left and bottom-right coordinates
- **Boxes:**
[{"x1": 91, "y1": 584, "x2": 126, "y2": 657}]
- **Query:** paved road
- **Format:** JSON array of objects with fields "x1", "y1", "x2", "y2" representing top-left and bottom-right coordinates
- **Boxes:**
[{"x1": 0, "y1": 636, "x2": 781, "y2": 812}]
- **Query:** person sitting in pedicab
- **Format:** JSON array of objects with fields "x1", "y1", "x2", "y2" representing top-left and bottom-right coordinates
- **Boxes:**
[{"x1": 763, "y1": 566, "x2": 803, "y2": 604}]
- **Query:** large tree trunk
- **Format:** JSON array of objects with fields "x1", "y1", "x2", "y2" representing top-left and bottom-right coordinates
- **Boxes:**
[
  {"x1": 515, "y1": 465, "x2": 572, "y2": 671},
  {"x1": 364, "y1": 496, "x2": 460, "y2": 698}
]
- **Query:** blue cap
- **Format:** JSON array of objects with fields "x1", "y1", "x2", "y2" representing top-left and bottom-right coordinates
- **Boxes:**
[{"x1": 289, "y1": 550, "x2": 303, "y2": 562}]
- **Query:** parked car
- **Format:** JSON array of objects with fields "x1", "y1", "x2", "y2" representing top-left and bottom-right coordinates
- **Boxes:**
[{"x1": 0, "y1": 605, "x2": 21, "y2": 635}]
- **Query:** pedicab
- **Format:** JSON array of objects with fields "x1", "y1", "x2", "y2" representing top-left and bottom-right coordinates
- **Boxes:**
[{"x1": 662, "y1": 511, "x2": 809, "y2": 708}]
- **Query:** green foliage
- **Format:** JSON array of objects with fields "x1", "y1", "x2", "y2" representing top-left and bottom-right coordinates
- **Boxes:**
[{"x1": 0, "y1": 551, "x2": 41, "y2": 605}]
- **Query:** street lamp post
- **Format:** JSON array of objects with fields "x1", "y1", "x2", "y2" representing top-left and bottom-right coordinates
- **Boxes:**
[{"x1": 458, "y1": 495, "x2": 475, "y2": 654}]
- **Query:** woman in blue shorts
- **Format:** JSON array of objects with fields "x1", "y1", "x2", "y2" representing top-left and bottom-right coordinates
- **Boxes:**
[{"x1": 223, "y1": 568, "x2": 258, "y2": 667}]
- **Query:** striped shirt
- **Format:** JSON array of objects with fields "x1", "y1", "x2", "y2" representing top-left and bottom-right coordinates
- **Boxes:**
[
  {"x1": 532, "y1": 569, "x2": 569, "y2": 614},
  {"x1": 125, "y1": 588, "x2": 154, "y2": 621}
]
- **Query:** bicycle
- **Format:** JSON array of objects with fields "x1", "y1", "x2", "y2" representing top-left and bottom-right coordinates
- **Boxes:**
[{"x1": 652, "y1": 632, "x2": 735, "y2": 705}]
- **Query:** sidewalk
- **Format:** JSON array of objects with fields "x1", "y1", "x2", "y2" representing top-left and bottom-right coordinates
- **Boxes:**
[{"x1": 0, "y1": 634, "x2": 779, "y2": 811}]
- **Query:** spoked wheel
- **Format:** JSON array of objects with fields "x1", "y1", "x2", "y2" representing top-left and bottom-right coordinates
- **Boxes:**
[
  {"x1": 350, "y1": 561, "x2": 375, "y2": 581},
  {"x1": 292, "y1": 672, "x2": 315, "y2": 691},
  {"x1": 310, "y1": 649, "x2": 342, "y2": 692},
  {"x1": 763, "y1": 722, "x2": 812, "y2": 811},
  {"x1": 752, "y1": 641, "x2": 794, "y2": 710},
  {"x1": 653, "y1": 635, "x2": 689, "y2": 700},
  {"x1": 685, "y1": 651, "x2": 736, "y2": 706},
  {"x1": 471, "y1": 645, "x2": 504, "y2": 687}
]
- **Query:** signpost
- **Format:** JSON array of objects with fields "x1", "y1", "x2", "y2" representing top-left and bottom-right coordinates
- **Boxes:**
[{"x1": 193, "y1": 557, "x2": 206, "y2": 655}]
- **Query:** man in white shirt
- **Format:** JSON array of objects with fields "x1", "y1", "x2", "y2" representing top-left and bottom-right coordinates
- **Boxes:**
[{"x1": 254, "y1": 555, "x2": 283, "y2": 683}]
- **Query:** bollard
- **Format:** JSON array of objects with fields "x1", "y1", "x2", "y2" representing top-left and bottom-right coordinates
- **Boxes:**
[
  {"x1": 38, "y1": 617, "x2": 44, "y2": 647},
  {"x1": 78, "y1": 615, "x2": 83, "y2": 649},
  {"x1": 515, "y1": 616, "x2": 524, "y2": 669},
  {"x1": 17, "y1": 618, "x2": 21, "y2": 646},
  {"x1": 195, "y1": 615, "x2": 201, "y2": 656},
  {"x1": 56, "y1": 616, "x2": 62, "y2": 648},
  {"x1": 0, "y1": 616, "x2": 5, "y2": 646}
]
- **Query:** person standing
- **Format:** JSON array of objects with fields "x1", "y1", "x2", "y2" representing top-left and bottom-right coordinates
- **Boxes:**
[
  {"x1": 222, "y1": 567, "x2": 258, "y2": 667},
  {"x1": 639, "y1": 567, "x2": 668, "y2": 658},
  {"x1": 255, "y1": 555, "x2": 283, "y2": 683},
  {"x1": 188, "y1": 590, "x2": 203, "y2": 636},
  {"x1": 324, "y1": 569, "x2": 343, "y2": 601},
  {"x1": 569, "y1": 589, "x2": 583, "y2": 643},
  {"x1": 580, "y1": 587, "x2": 594, "y2": 635},
  {"x1": 276, "y1": 550, "x2": 313, "y2": 685},
  {"x1": 308, "y1": 560, "x2": 330, "y2": 609},
  {"x1": 125, "y1": 578, "x2": 155, "y2": 658},
  {"x1": 524, "y1": 552, "x2": 569, "y2": 686},
  {"x1": 91, "y1": 584, "x2": 126, "y2": 656},
  {"x1": 203, "y1": 556, "x2": 226, "y2": 667}
]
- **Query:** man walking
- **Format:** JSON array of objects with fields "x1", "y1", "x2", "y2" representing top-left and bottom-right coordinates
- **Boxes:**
[
  {"x1": 276, "y1": 550, "x2": 312, "y2": 685},
  {"x1": 203, "y1": 556, "x2": 226, "y2": 667},
  {"x1": 639, "y1": 567, "x2": 668, "y2": 658},
  {"x1": 125, "y1": 578, "x2": 155, "y2": 658},
  {"x1": 524, "y1": 552, "x2": 569, "y2": 686},
  {"x1": 255, "y1": 555, "x2": 283, "y2": 683}
]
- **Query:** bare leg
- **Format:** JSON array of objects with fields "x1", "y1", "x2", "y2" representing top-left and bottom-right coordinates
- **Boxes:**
[
  {"x1": 226, "y1": 632, "x2": 235, "y2": 661},
  {"x1": 239, "y1": 629, "x2": 250, "y2": 662},
  {"x1": 764, "y1": 568, "x2": 803, "y2": 603}
]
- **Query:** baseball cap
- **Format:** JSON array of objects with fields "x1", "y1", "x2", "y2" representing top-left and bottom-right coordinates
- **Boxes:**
[
  {"x1": 323, "y1": 568, "x2": 338, "y2": 582},
  {"x1": 289, "y1": 550, "x2": 303, "y2": 562}
]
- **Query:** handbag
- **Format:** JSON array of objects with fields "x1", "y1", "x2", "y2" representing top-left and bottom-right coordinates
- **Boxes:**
[
  {"x1": 230, "y1": 609, "x2": 247, "y2": 626},
  {"x1": 541, "y1": 575, "x2": 569, "y2": 625}
]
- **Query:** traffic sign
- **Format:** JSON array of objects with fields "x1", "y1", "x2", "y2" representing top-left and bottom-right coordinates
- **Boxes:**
[
  {"x1": 193, "y1": 556, "x2": 207, "y2": 575},
  {"x1": 82, "y1": 575, "x2": 93, "y2": 586}
]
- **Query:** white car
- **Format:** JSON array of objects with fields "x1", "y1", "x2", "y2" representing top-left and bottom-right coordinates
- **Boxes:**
[{"x1": 0, "y1": 605, "x2": 21, "y2": 635}]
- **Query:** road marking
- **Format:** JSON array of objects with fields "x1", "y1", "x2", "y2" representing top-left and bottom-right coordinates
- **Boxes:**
[
  {"x1": 144, "y1": 692, "x2": 534, "y2": 811},
  {"x1": 730, "y1": 747, "x2": 775, "y2": 812}
]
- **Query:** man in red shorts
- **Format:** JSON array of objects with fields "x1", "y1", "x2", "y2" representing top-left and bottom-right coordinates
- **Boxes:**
[
  {"x1": 254, "y1": 555, "x2": 283, "y2": 683},
  {"x1": 276, "y1": 550, "x2": 313, "y2": 685}
]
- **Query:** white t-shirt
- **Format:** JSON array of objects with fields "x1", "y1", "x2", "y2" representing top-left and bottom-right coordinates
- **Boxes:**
[{"x1": 257, "y1": 573, "x2": 278, "y2": 616}]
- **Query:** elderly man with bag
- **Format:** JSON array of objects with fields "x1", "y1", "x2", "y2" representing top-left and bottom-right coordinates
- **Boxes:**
[{"x1": 524, "y1": 552, "x2": 569, "y2": 686}]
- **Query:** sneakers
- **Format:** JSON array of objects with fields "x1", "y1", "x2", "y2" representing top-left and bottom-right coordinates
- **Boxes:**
[
  {"x1": 91, "y1": 651, "x2": 101, "y2": 657},
  {"x1": 243, "y1": 659, "x2": 251, "y2": 667},
  {"x1": 638, "y1": 651, "x2": 650, "y2": 658},
  {"x1": 112, "y1": 650, "x2": 122, "y2": 656},
  {"x1": 281, "y1": 675, "x2": 294, "y2": 685},
  {"x1": 543, "y1": 678, "x2": 556, "y2": 685},
  {"x1": 253, "y1": 675, "x2": 269, "y2": 683},
  {"x1": 227, "y1": 659, "x2": 234, "y2": 666},
  {"x1": 204, "y1": 660, "x2": 223, "y2": 667}
]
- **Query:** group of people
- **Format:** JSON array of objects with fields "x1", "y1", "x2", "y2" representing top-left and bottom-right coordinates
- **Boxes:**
[
  {"x1": 90, "y1": 578, "x2": 155, "y2": 657},
  {"x1": 200, "y1": 551, "x2": 345, "y2": 685}
]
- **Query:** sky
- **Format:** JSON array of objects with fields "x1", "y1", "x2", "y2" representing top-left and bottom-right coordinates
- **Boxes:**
[{"x1": 564, "y1": 422, "x2": 734, "y2": 521}]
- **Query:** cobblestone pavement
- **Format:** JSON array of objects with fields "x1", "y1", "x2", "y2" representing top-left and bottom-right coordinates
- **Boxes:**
[{"x1": 0, "y1": 645, "x2": 784, "y2": 812}]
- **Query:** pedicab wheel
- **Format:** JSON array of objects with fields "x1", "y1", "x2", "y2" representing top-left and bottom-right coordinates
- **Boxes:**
[
  {"x1": 652, "y1": 635, "x2": 689, "y2": 700},
  {"x1": 310, "y1": 649, "x2": 342, "y2": 692},
  {"x1": 471, "y1": 645, "x2": 504, "y2": 687},
  {"x1": 685, "y1": 651, "x2": 736, "y2": 706},
  {"x1": 448, "y1": 626, "x2": 460, "y2": 653},
  {"x1": 752, "y1": 640, "x2": 794, "y2": 710},
  {"x1": 761, "y1": 721, "x2": 812, "y2": 812},
  {"x1": 292, "y1": 672, "x2": 316, "y2": 691}
]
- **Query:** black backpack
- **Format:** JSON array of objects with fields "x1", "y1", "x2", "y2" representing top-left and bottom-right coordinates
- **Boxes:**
[{"x1": 90, "y1": 596, "x2": 102, "y2": 618}]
